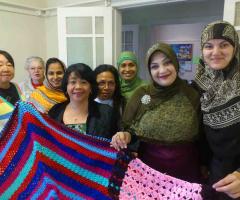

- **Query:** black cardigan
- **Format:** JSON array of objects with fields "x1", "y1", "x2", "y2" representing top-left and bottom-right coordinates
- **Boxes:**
[{"x1": 48, "y1": 101, "x2": 120, "y2": 139}]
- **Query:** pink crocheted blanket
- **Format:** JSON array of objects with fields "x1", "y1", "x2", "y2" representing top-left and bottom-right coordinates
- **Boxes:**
[{"x1": 119, "y1": 158, "x2": 215, "y2": 200}]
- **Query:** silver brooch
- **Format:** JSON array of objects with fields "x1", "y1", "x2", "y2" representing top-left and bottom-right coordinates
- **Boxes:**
[{"x1": 141, "y1": 94, "x2": 151, "y2": 105}]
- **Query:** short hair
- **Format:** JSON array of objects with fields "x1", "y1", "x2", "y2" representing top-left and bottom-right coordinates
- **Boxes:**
[
  {"x1": 45, "y1": 57, "x2": 66, "y2": 75},
  {"x1": 94, "y1": 64, "x2": 123, "y2": 106},
  {"x1": 25, "y1": 56, "x2": 44, "y2": 70},
  {"x1": 0, "y1": 50, "x2": 14, "y2": 67},
  {"x1": 61, "y1": 63, "x2": 98, "y2": 103}
]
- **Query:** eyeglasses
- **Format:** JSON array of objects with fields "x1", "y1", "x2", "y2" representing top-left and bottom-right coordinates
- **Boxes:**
[{"x1": 97, "y1": 81, "x2": 115, "y2": 88}]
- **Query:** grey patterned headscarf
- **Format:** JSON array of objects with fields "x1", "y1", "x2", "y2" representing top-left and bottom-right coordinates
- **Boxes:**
[{"x1": 195, "y1": 21, "x2": 240, "y2": 128}]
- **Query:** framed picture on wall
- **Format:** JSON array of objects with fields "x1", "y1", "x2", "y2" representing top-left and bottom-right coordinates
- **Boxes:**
[{"x1": 170, "y1": 44, "x2": 193, "y2": 72}]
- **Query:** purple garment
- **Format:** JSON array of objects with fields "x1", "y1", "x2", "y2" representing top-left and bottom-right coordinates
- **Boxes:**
[{"x1": 138, "y1": 141, "x2": 202, "y2": 183}]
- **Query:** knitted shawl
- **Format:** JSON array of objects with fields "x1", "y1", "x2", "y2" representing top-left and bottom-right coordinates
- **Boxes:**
[
  {"x1": 0, "y1": 101, "x2": 214, "y2": 199},
  {"x1": 123, "y1": 81, "x2": 200, "y2": 143},
  {"x1": 29, "y1": 85, "x2": 67, "y2": 114}
]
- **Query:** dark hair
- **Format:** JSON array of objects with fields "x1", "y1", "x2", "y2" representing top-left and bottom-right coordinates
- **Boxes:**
[
  {"x1": 94, "y1": 64, "x2": 124, "y2": 108},
  {"x1": 0, "y1": 50, "x2": 14, "y2": 67},
  {"x1": 45, "y1": 57, "x2": 66, "y2": 75},
  {"x1": 61, "y1": 63, "x2": 98, "y2": 103}
]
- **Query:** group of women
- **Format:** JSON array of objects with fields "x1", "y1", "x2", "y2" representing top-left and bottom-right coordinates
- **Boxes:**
[{"x1": 0, "y1": 20, "x2": 240, "y2": 199}]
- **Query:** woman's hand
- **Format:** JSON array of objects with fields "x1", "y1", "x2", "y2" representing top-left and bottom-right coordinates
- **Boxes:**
[
  {"x1": 213, "y1": 171, "x2": 240, "y2": 199},
  {"x1": 110, "y1": 132, "x2": 131, "y2": 151}
]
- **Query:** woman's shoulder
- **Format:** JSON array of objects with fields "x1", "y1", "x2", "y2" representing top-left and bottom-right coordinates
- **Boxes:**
[
  {"x1": 48, "y1": 101, "x2": 68, "y2": 120},
  {"x1": 131, "y1": 83, "x2": 151, "y2": 100},
  {"x1": 179, "y1": 80, "x2": 200, "y2": 108},
  {"x1": 179, "y1": 80, "x2": 199, "y2": 96},
  {"x1": 48, "y1": 101, "x2": 68, "y2": 118},
  {"x1": 50, "y1": 101, "x2": 68, "y2": 111}
]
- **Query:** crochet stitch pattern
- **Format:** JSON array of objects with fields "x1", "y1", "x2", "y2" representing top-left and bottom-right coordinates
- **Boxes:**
[
  {"x1": 120, "y1": 159, "x2": 215, "y2": 200},
  {"x1": 0, "y1": 102, "x2": 214, "y2": 199}
]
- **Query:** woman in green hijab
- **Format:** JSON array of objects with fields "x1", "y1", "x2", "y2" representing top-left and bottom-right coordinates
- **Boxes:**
[
  {"x1": 117, "y1": 51, "x2": 147, "y2": 102},
  {"x1": 111, "y1": 42, "x2": 202, "y2": 182}
]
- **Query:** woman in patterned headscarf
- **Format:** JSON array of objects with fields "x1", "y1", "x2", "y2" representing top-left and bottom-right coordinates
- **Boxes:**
[
  {"x1": 117, "y1": 51, "x2": 147, "y2": 102},
  {"x1": 195, "y1": 21, "x2": 240, "y2": 199},
  {"x1": 111, "y1": 42, "x2": 202, "y2": 183}
]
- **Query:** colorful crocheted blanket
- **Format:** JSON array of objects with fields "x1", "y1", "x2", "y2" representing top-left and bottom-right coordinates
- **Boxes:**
[{"x1": 0, "y1": 101, "x2": 214, "y2": 199}]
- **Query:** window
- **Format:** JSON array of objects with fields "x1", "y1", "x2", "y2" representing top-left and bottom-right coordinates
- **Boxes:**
[
  {"x1": 122, "y1": 25, "x2": 139, "y2": 56},
  {"x1": 57, "y1": 7, "x2": 113, "y2": 68}
]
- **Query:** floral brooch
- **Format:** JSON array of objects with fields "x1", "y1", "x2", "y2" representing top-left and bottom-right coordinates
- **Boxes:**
[{"x1": 141, "y1": 94, "x2": 151, "y2": 105}]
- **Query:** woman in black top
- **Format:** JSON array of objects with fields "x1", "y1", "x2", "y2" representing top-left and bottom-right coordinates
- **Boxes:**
[
  {"x1": 195, "y1": 21, "x2": 240, "y2": 199},
  {"x1": 48, "y1": 63, "x2": 119, "y2": 139}
]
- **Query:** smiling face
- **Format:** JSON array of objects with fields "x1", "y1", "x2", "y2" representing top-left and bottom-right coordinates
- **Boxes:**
[
  {"x1": 118, "y1": 60, "x2": 137, "y2": 81},
  {"x1": 0, "y1": 54, "x2": 14, "y2": 88},
  {"x1": 149, "y1": 51, "x2": 177, "y2": 87},
  {"x1": 27, "y1": 60, "x2": 44, "y2": 84},
  {"x1": 67, "y1": 72, "x2": 91, "y2": 103},
  {"x1": 202, "y1": 39, "x2": 234, "y2": 70},
  {"x1": 96, "y1": 71, "x2": 116, "y2": 100},
  {"x1": 47, "y1": 62, "x2": 64, "y2": 89}
]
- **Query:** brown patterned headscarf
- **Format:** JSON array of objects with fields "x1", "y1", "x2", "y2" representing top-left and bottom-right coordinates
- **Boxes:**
[{"x1": 195, "y1": 21, "x2": 240, "y2": 128}]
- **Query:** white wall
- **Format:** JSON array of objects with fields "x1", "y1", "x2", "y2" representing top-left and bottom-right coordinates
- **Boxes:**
[
  {"x1": 0, "y1": 11, "x2": 46, "y2": 83},
  {"x1": 0, "y1": 0, "x2": 106, "y2": 84},
  {"x1": 45, "y1": 16, "x2": 58, "y2": 58}
]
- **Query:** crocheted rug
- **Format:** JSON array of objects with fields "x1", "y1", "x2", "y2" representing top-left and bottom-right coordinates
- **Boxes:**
[{"x1": 0, "y1": 101, "x2": 214, "y2": 199}]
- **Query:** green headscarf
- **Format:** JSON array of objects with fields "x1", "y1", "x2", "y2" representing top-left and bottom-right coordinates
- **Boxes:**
[{"x1": 117, "y1": 51, "x2": 146, "y2": 101}]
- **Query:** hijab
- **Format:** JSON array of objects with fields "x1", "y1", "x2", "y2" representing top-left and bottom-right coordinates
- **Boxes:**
[
  {"x1": 44, "y1": 58, "x2": 66, "y2": 91},
  {"x1": 195, "y1": 21, "x2": 240, "y2": 128},
  {"x1": 117, "y1": 51, "x2": 146, "y2": 101},
  {"x1": 123, "y1": 42, "x2": 199, "y2": 139}
]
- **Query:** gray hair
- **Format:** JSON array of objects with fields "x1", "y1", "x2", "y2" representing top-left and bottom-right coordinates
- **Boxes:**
[{"x1": 25, "y1": 56, "x2": 45, "y2": 70}]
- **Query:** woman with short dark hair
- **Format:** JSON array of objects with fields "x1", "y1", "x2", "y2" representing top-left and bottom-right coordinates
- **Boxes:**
[
  {"x1": 48, "y1": 63, "x2": 119, "y2": 139},
  {"x1": 0, "y1": 50, "x2": 25, "y2": 131}
]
